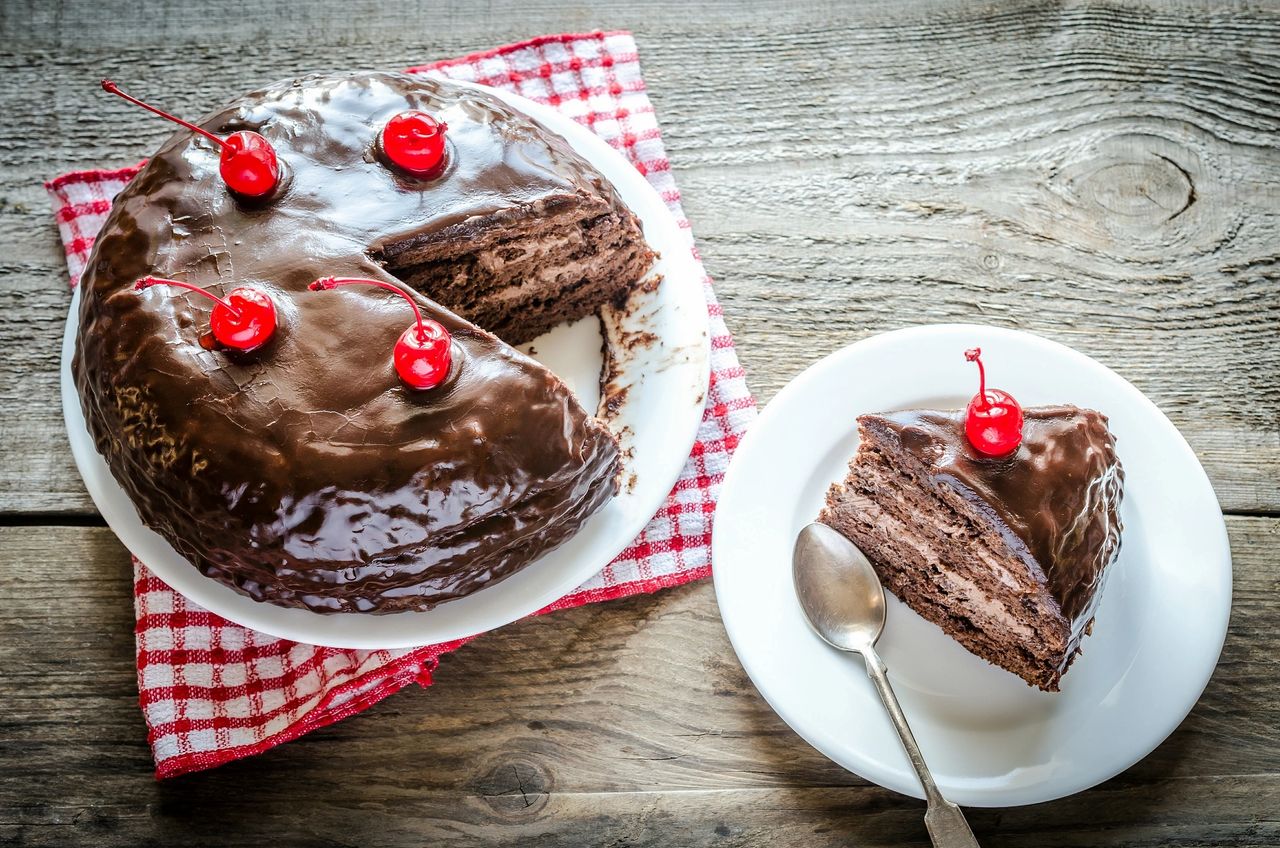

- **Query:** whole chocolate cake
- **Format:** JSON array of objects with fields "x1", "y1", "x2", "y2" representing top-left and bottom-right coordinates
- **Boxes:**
[
  {"x1": 821, "y1": 406, "x2": 1124, "y2": 691},
  {"x1": 74, "y1": 71, "x2": 655, "y2": 613}
]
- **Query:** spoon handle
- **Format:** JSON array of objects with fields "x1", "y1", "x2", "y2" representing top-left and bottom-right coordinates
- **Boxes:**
[{"x1": 861, "y1": 646, "x2": 980, "y2": 848}]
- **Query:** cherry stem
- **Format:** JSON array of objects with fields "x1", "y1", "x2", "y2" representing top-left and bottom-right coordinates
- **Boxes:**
[
  {"x1": 135, "y1": 276, "x2": 240, "y2": 317},
  {"x1": 309, "y1": 277, "x2": 427, "y2": 341},
  {"x1": 101, "y1": 80, "x2": 230, "y2": 153},
  {"x1": 964, "y1": 347, "x2": 989, "y2": 411}
]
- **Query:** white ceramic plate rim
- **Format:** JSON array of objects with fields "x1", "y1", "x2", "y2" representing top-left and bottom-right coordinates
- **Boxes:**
[
  {"x1": 712, "y1": 323, "x2": 1231, "y2": 807},
  {"x1": 61, "y1": 80, "x2": 710, "y2": 649}
]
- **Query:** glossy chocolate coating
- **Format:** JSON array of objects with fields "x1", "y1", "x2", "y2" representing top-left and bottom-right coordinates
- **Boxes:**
[
  {"x1": 73, "y1": 72, "x2": 628, "y2": 613},
  {"x1": 866, "y1": 406, "x2": 1124, "y2": 629}
]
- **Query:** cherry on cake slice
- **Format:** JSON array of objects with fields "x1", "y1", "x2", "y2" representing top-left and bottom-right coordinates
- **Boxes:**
[{"x1": 819, "y1": 350, "x2": 1124, "y2": 691}]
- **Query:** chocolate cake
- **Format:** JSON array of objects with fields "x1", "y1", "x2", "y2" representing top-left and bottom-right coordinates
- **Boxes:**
[
  {"x1": 74, "y1": 71, "x2": 655, "y2": 613},
  {"x1": 820, "y1": 406, "x2": 1124, "y2": 691}
]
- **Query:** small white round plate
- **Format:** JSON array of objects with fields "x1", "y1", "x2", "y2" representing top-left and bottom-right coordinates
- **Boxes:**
[
  {"x1": 712, "y1": 324, "x2": 1231, "y2": 807},
  {"x1": 62, "y1": 81, "x2": 710, "y2": 649}
]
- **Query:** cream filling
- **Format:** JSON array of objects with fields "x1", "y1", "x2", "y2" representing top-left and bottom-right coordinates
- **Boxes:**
[{"x1": 850, "y1": 492, "x2": 1037, "y2": 641}]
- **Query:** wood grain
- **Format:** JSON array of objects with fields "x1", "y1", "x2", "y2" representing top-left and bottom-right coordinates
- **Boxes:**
[
  {"x1": 0, "y1": 518, "x2": 1276, "y2": 846},
  {"x1": 1, "y1": 1, "x2": 1279, "y2": 846},
  {"x1": 0, "y1": 0, "x2": 1278, "y2": 513}
]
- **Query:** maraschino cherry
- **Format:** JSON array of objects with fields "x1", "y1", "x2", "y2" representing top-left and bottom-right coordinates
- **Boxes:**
[
  {"x1": 308, "y1": 277, "x2": 452, "y2": 390},
  {"x1": 379, "y1": 111, "x2": 448, "y2": 178},
  {"x1": 134, "y1": 277, "x2": 277, "y2": 352},
  {"x1": 963, "y1": 347, "x2": 1024, "y2": 457},
  {"x1": 102, "y1": 80, "x2": 280, "y2": 198}
]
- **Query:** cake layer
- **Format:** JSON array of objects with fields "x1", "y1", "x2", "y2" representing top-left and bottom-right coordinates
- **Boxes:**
[
  {"x1": 74, "y1": 72, "x2": 645, "y2": 612},
  {"x1": 388, "y1": 200, "x2": 653, "y2": 345}
]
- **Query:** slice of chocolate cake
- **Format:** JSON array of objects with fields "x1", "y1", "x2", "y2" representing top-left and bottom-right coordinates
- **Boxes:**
[{"x1": 820, "y1": 407, "x2": 1124, "y2": 691}]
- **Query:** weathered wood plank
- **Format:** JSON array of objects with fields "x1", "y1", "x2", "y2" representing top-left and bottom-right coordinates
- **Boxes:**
[
  {"x1": 1, "y1": 0, "x2": 1278, "y2": 513},
  {"x1": 6, "y1": 780, "x2": 1280, "y2": 848},
  {"x1": 0, "y1": 518, "x2": 1275, "y2": 845}
]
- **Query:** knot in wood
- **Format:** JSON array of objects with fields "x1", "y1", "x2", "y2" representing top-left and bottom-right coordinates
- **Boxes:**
[
  {"x1": 474, "y1": 758, "x2": 551, "y2": 817},
  {"x1": 1084, "y1": 156, "x2": 1196, "y2": 223}
]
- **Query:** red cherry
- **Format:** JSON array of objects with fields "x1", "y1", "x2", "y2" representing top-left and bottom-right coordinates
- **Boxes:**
[
  {"x1": 963, "y1": 347, "x2": 1024, "y2": 457},
  {"x1": 218, "y1": 131, "x2": 280, "y2": 197},
  {"x1": 379, "y1": 111, "x2": 448, "y2": 178},
  {"x1": 134, "y1": 276, "x2": 277, "y2": 352},
  {"x1": 308, "y1": 277, "x2": 452, "y2": 390},
  {"x1": 393, "y1": 321, "x2": 452, "y2": 389},
  {"x1": 102, "y1": 80, "x2": 280, "y2": 198}
]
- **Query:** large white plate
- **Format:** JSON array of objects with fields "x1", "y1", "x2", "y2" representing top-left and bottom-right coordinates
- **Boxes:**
[
  {"x1": 712, "y1": 324, "x2": 1231, "y2": 807},
  {"x1": 62, "y1": 81, "x2": 710, "y2": 649}
]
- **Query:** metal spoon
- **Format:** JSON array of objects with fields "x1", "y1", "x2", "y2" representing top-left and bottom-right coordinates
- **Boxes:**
[{"x1": 793, "y1": 522, "x2": 980, "y2": 848}]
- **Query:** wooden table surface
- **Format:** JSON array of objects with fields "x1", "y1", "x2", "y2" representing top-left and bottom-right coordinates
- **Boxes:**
[{"x1": 2, "y1": 1, "x2": 1278, "y2": 845}]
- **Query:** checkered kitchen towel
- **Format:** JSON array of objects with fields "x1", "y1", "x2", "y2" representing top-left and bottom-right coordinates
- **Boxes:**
[{"x1": 45, "y1": 32, "x2": 755, "y2": 778}]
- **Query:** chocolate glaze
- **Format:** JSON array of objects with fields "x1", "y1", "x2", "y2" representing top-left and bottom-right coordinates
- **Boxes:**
[
  {"x1": 864, "y1": 406, "x2": 1124, "y2": 636},
  {"x1": 73, "y1": 72, "x2": 637, "y2": 613}
]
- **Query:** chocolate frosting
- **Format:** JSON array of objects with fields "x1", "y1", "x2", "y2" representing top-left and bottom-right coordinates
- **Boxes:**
[
  {"x1": 867, "y1": 406, "x2": 1124, "y2": 632},
  {"x1": 73, "y1": 72, "x2": 630, "y2": 613}
]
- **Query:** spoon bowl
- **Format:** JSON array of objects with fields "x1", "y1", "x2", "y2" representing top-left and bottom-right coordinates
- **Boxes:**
[{"x1": 793, "y1": 522, "x2": 887, "y2": 652}]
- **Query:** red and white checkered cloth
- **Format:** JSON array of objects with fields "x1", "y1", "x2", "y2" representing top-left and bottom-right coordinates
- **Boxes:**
[{"x1": 45, "y1": 32, "x2": 755, "y2": 779}]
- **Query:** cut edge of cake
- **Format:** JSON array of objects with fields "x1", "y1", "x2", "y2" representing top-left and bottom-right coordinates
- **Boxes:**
[{"x1": 377, "y1": 183, "x2": 655, "y2": 349}]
